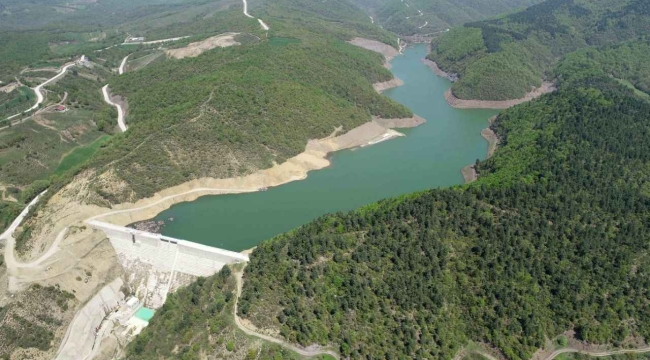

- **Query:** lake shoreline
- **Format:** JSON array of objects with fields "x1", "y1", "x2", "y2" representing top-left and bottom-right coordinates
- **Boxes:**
[
  {"x1": 99, "y1": 115, "x2": 425, "y2": 227},
  {"x1": 444, "y1": 82, "x2": 556, "y2": 110},
  {"x1": 97, "y1": 60, "x2": 423, "y2": 227},
  {"x1": 22, "y1": 41, "x2": 425, "y2": 264},
  {"x1": 96, "y1": 39, "x2": 425, "y2": 227},
  {"x1": 421, "y1": 59, "x2": 458, "y2": 82}
]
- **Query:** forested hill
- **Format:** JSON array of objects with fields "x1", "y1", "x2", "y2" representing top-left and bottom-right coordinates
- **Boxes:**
[
  {"x1": 80, "y1": 0, "x2": 409, "y2": 204},
  {"x1": 348, "y1": 0, "x2": 543, "y2": 36},
  {"x1": 428, "y1": 0, "x2": 650, "y2": 101},
  {"x1": 128, "y1": 42, "x2": 650, "y2": 359},
  {"x1": 236, "y1": 63, "x2": 650, "y2": 359}
]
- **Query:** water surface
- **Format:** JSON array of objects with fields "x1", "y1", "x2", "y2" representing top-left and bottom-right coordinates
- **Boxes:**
[
  {"x1": 134, "y1": 307, "x2": 156, "y2": 322},
  {"x1": 155, "y1": 44, "x2": 498, "y2": 251}
]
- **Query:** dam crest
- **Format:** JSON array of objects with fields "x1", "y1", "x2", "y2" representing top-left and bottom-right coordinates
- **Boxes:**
[{"x1": 87, "y1": 220, "x2": 248, "y2": 308}]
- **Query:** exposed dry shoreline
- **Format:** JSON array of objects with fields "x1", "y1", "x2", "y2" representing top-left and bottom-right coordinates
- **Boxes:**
[
  {"x1": 87, "y1": 38, "x2": 420, "y2": 227},
  {"x1": 374, "y1": 77, "x2": 403, "y2": 92},
  {"x1": 421, "y1": 59, "x2": 458, "y2": 82},
  {"x1": 348, "y1": 37, "x2": 399, "y2": 69},
  {"x1": 461, "y1": 165, "x2": 477, "y2": 184},
  {"x1": 462, "y1": 115, "x2": 500, "y2": 185},
  {"x1": 482, "y1": 116, "x2": 499, "y2": 159},
  {"x1": 22, "y1": 37, "x2": 422, "y2": 263},
  {"x1": 98, "y1": 115, "x2": 425, "y2": 226},
  {"x1": 445, "y1": 82, "x2": 556, "y2": 110}
]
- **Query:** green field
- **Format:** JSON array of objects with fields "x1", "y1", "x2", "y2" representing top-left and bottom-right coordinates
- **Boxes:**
[
  {"x1": 54, "y1": 135, "x2": 111, "y2": 176},
  {"x1": 268, "y1": 37, "x2": 301, "y2": 46},
  {"x1": 126, "y1": 52, "x2": 165, "y2": 72}
]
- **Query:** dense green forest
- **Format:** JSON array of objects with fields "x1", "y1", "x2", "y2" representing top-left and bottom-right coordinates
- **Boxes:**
[
  {"x1": 126, "y1": 265, "x2": 335, "y2": 360},
  {"x1": 129, "y1": 43, "x2": 650, "y2": 358},
  {"x1": 235, "y1": 59, "x2": 650, "y2": 359},
  {"x1": 428, "y1": 0, "x2": 650, "y2": 100},
  {"x1": 348, "y1": 0, "x2": 542, "y2": 36}
]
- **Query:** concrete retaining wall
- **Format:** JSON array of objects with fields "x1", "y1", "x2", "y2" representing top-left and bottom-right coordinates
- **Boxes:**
[{"x1": 86, "y1": 220, "x2": 248, "y2": 308}]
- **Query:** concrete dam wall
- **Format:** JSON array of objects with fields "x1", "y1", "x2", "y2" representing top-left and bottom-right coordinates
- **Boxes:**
[{"x1": 87, "y1": 220, "x2": 248, "y2": 308}]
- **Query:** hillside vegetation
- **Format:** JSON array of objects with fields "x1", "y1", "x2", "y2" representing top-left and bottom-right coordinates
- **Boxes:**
[
  {"x1": 348, "y1": 0, "x2": 543, "y2": 36},
  {"x1": 428, "y1": 0, "x2": 650, "y2": 100},
  {"x1": 129, "y1": 42, "x2": 650, "y2": 359},
  {"x1": 0, "y1": 0, "x2": 243, "y2": 82},
  {"x1": 126, "y1": 265, "x2": 335, "y2": 359},
  {"x1": 237, "y1": 70, "x2": 650, "y2": 359},
  {"x1": 87, "y1": 34, "x2": 409, "y2": 203}
]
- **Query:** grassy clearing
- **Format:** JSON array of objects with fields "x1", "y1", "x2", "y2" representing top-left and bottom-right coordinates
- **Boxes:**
[
  {"x1": 126, "y1": 52, "x2": 165, "y2": 72},
  {"x1": 268, "y1": 37, "x2": 301, "y2": 46},
  {"x1": 54, "y1": 135, "x2": 110, "y2": 176},
  {"x1": 616, "y1": 78, "x2": 650, "y2": 100}
]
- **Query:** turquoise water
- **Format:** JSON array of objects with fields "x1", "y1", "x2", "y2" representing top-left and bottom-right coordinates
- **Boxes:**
[
  {"x1": 134, "y1": 307, "x2": 155, "y2": 322},
  {"x1": 154, "y1": 44, "x2": 498, "y2": 251}
]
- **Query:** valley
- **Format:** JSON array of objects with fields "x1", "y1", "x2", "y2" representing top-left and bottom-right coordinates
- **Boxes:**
[{"x1": 0, "y1": 0, "x2": 649, "y2": 359}]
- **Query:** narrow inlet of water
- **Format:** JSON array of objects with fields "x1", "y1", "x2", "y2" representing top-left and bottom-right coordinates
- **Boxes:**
[{"x1": 153, "y1": 44, "x2": 498, "y2": 251}]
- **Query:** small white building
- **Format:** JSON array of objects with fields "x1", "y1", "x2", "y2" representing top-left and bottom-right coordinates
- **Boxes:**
[
  {"x1": 125, "y1": 296, "x2": 139, "y2": 310},
  {"x1": 77, "y1": 55, "x2": 89, "y2": 66}
]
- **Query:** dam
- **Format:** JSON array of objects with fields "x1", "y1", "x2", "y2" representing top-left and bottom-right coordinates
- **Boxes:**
[{"x1": 87, "y1": 220, "x2": 248, "y2": 308}]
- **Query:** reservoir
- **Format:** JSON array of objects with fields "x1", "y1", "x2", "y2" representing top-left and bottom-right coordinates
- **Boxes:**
[{"x1": 154, "y1": 44, "x2": 498, "y2": 251}]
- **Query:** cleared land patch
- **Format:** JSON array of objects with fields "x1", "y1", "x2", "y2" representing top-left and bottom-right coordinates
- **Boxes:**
[{"x1": 165, "y1": 33, "x2": 240, "y2": 59}]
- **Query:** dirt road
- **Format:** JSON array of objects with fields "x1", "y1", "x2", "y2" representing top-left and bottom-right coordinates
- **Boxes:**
[
  {"x1": 5, "y1": 61, "x2": 77, "y2": 121},
  {"x1": 118, "y1": 55, "x2": 129, "y2": 75},
  {"x1": 242, "y1": 0, "x2": 270, "y2": 30},
  {"x1": 101, "y1": 85, "x2": 127, "y2": 132},
  {"x1": 541, "y1": 347, "x2": 650, "y2": 360},
  {"x1": 1, "y1": 190, "x2": 48, "y2": 274},
  {"x1": 234, "y1": 266, "x2": 340, "y2": 359}
]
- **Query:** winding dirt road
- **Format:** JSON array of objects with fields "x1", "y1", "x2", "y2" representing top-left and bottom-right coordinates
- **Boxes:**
[
  {"x1": 242, "y1": 0, "x2": 270, "y2": 30},
  {"x1": 234, "y1": 267, "x2": 340, "y2": 359},
  {"x1": 1, "y1": 190, "x2": 48, "y2": 273},
  {"x1": 542, "y1": 346, "x2": 650, "y2": 360},
  {"x1": 465, "y1": 346, "x2": 650, "y2": 360},
  {"x1": 118, "y1": 55, "x2": 129, "y2": 75},
  {"x1": 101, "y1": 85, "x2": 127, "y2": 132}
]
